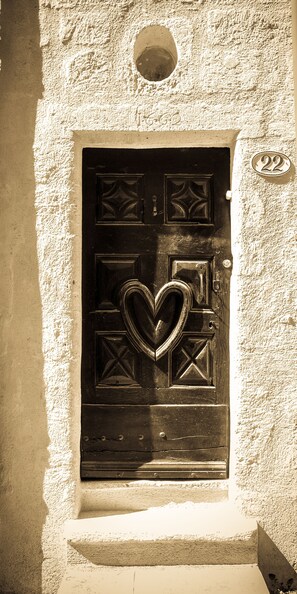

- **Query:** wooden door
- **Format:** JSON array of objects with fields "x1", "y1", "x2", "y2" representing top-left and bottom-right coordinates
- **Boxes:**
[{"x1": 81, "y1": 148, "x2": 231, "y2": 479}]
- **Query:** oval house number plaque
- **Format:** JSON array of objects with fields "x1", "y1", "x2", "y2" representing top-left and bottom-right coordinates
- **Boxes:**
[{"x1": 251, "y1": 151, "x2": 291, "y2": 177}]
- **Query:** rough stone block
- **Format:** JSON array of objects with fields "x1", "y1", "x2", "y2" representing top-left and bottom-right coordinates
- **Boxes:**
[
  {"x1": 59, "y1": 13, "x2": 110, "y2": 46},
  {"x1": 64, "y1": 50, "x2": 109, "y2": 89}
]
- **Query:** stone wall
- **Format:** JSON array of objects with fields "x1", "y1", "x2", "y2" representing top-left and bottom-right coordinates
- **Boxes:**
[{"x1": 0, "y1": 1, "x2": 296, "y2": 592}]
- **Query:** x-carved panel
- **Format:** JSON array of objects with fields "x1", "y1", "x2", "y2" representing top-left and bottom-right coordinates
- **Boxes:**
[
  {"x1": 96, "y1": 334, "x2": 140, "y2": 386},
  {"x1": 172, "y1": 336, "x2": 213, "y2": 386}
]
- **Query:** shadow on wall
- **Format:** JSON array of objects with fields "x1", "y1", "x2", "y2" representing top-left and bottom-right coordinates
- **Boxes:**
[
  {"x1": 259, "y1": 526, "x2": 297, "y2": 594},
  {"x1": 0, "y1": 1, "x2": 49, "y2": 593}
]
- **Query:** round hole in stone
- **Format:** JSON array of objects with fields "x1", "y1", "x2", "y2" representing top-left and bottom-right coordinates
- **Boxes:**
[{"x1": 134, "y1": 25, "x2": 178, "y2": 82}]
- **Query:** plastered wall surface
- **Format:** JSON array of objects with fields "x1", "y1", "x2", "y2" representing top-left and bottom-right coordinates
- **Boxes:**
[{"x1": 0, "y1": 1, "x2": 296, "y2": 593}]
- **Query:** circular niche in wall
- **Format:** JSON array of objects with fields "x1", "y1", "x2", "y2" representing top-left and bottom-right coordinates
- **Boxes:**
[{"x1": 134, "y1": 25, "x2": 178, "y2": 82}]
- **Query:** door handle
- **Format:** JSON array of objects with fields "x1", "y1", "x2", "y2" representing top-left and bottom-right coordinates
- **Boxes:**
[{"x1": 152, "y1": 195, "x2": 158, "y2": 216}]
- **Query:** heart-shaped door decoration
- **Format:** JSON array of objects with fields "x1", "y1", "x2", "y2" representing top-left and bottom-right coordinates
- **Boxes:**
[{"x1": 119, "y1": 280, "x2": 192, "y2": 361}]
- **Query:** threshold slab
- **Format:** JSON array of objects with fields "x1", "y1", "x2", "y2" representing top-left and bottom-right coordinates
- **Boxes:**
[{"x1": 81, "y1": 480, "x2": 228, "y2": 511}]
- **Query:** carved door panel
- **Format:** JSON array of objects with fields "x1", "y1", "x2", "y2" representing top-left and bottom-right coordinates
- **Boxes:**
[{"x1": 81, "y1": 148, "x2": 231, "y2": 479}]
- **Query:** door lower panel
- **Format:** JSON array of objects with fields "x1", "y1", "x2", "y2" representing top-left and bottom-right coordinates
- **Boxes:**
[{"x1": 81, "y1": 404, "x2": 228, "y2": 479}]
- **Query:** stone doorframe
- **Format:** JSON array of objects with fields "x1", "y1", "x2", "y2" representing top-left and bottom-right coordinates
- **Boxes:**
[{"x1": 69, "y1": 129, "x2": 241, "y2": 512}]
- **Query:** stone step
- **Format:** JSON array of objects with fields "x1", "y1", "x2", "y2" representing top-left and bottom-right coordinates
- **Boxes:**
[
  {"x1": 57, "y1": 564, "x2": 269, "y2": 594},
  {"x1": 81, "y1": 480, "x2": 228, "y2": 512},
  {"x1": 65, "y1": 502, "x2": 258, "y2": 566}
]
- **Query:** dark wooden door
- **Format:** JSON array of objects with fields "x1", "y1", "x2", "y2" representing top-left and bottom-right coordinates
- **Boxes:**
[{"x1": 81, "y1": 148, "x2": 231, "y2": 479}]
